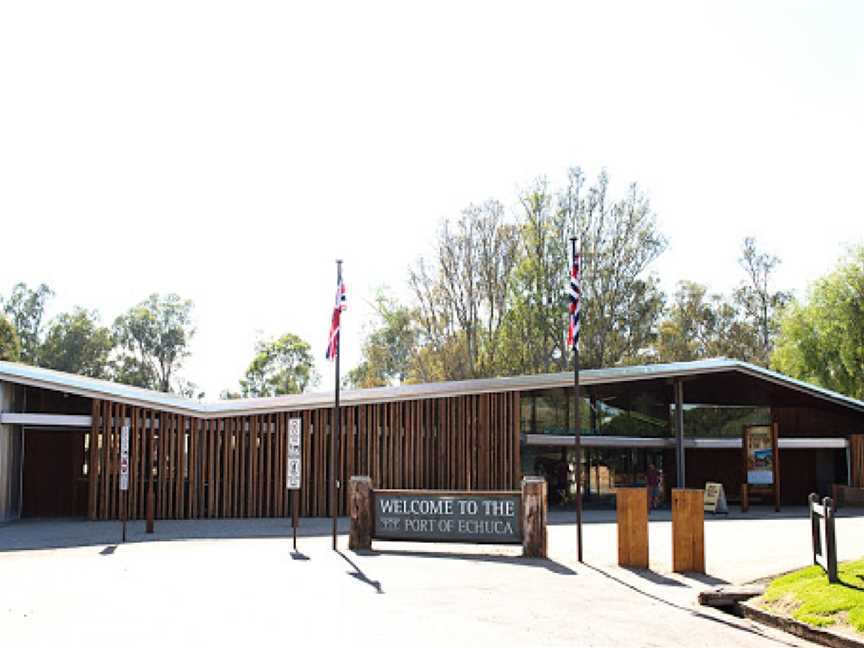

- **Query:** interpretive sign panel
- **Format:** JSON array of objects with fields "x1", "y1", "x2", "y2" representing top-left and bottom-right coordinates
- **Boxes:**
[
  {"x1": 286, "y1": 418, "x2": 302, "y2": 490},
  {"x1": 119, "y1": 425, "x2": 130, "y2": 491},
  {"x1": 373, "y1": 491, "x2": 522, "y2": 544},
  {"x1": 744, "y1": 425, "x2": 775, "y2": 485}
]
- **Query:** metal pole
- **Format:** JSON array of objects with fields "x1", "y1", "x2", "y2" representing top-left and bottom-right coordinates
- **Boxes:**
[
  {"x1": 570, "y1": 237, "x2": 584, "y2": 563},
  {"x1": 146, "y1": 422, "x2": 154, "y2": 534},
  {"x1": 331, "y1": 259, "x2": 343, "y2": 551},
  {"x1": 675, "y1": 379, "x2": 685, "y2": 488},
  {"x1": 292, "y1": 490, "x2": 299, "y2": 551}
]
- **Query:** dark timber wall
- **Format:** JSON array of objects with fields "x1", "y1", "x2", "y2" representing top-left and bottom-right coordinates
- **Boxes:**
[{"x1": 87, "y1": 392, "x2": 521, "y2": 521}]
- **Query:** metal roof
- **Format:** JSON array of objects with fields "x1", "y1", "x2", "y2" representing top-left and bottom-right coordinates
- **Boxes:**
[{"x1": 0, "y1": 357, "x2": 862, "y2": 418}]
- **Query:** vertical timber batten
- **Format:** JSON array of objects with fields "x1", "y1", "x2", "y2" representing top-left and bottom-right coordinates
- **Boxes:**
[{"x1": 86, "y1": 390, "x2": 522, "y2": 521}]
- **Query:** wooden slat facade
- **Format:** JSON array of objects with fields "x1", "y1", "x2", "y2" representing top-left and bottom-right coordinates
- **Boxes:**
[{"x1": 87, "y1": 392, "x2": 521, "y2": 521}]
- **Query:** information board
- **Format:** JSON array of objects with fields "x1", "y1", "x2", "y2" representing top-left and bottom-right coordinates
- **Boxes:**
[
  {"x1": 286, "y1": 418, "x2": 302, "y2": 490},
  {"x1": 744, "y1": 425, "x2": 775, "y2": 486},
  {"x1": 374, "y1": 491, "x2": 522, "y2": 544},
  {"x1": 119, "y1": 425, "x2": 130, "y2": 491}
]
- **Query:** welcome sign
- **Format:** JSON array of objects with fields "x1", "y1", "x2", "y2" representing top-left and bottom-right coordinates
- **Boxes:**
[{"x1": 373, "y1": 491, "x2": 522, "y2": 544}]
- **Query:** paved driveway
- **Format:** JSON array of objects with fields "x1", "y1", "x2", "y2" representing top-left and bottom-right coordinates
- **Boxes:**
[{"x1": 2, "y1": 510, "x2": 855, "y2": 648}]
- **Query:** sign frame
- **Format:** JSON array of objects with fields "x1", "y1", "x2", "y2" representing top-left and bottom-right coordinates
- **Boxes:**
[
  {"x1": 372, "y1": 489, "x2": 523, "y2": 545},
  {"x1": 119, "y1": 425, "x2": 130, "y2": 492},
  {"x1": 741, "y1": 423, "x2": 780, "y2": 512},
  {"x1": 286, "y1": 417, "x2": 302, "y2": 490}
]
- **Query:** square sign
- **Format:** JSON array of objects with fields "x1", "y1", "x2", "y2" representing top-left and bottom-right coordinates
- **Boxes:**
[
  {"x1": 119, "y1": 425, "x2": 130, "y2": 491},
  {"x1": 287, "y1": 418, "x2": 302, "y2": 490}
]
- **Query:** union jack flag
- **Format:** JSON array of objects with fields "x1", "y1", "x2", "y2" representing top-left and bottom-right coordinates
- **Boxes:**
[
  {"x1": 567, "y1": 253, "x2": 581, "y2": 350},
  {"x1": 326, "y1": 276, "x2": 347, "y2": 360}
]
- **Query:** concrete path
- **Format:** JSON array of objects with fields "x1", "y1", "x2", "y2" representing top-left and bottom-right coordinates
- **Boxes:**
[{"x1": 2, "y1": 510, "x2": 857, "y2": 647}]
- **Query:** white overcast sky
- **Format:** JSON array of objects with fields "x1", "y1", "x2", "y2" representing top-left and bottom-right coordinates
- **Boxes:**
[{"x1": 1, "y1": 1, "x2": 861, "y2": 398}]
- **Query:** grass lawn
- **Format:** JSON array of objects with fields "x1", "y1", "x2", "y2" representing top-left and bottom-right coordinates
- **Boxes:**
[{"x1": 762, "y1": 558, "x2": 864, "y2": 633}]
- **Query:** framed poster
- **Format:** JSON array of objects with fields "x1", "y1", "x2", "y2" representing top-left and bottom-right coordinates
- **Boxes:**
[
  {"x1": 744, "y1": 425, "x2": 775, "y2": 485},
  {"x1": 741, "y1": 423, "x2": 780, "y2": 512}
]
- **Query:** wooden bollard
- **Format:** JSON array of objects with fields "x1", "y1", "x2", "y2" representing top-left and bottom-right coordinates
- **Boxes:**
[
  {"x1": 672, "y1": 488, "x2": 704, "y2": 573},
  {"x1": 349, "y1": 476, "x2": 373, "y2": 551},
  {"x1": 616, "y1": 487, "x2": 648, "y2": 568},
  {"x1": 522, "y1": 476, "x2": 547, "y2": 558}
]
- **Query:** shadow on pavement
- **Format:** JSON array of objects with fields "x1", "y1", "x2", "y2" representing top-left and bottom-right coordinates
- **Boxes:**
[
  {"x1": 621, "y1": 566, "x2": 689, "y2": 587},
  {"x1": 682, "y1": 572, "x2": 730, "y2": 587},
  {"x1": 0, "y1": 517, "x2": 348, "y2": 553},
  {"x1": 547, "y1": 505, "x2": 837, "y2": 526},
  {"x1": 338, "y1": 551, "x2": 384, "y2": 594},
  {"x1": 367, "y1": 547, "x2": 577, "y2": 575},
  {"x1": 584, "y1": 564, "x2": 798, "y2": 645}
]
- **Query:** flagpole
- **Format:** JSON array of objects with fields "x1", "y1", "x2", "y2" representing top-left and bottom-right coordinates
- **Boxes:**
[
  {"x1": 332, "y1": 259, "x2": 343, "y2": 551},
  {"x1": 570, "y1": 236, "x2": 584, "y2": 563}
]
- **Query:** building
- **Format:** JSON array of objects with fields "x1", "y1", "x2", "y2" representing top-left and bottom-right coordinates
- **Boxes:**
[{"x1": 0, "y1": 358, "x2": 862, "y2": 522}]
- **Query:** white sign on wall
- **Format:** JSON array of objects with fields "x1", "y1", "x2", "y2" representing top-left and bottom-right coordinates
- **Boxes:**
[
  {"x1": 119, "y1": 425, "x2": 130, "y2": 491},
  {"x1": 287, "y1": 418, "x2": 302, "y2": 490}
]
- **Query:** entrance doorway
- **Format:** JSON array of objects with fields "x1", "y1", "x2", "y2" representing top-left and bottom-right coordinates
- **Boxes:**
[{"x1": 22, "y1": 429, "x2": 88, "y2": 517}]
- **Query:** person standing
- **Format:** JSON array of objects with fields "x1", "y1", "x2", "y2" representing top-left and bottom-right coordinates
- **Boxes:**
[{"x1": 646, "y1": 463, "x2": 660, "y2": 510}]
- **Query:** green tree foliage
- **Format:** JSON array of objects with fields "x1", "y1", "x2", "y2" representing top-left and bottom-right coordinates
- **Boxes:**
[
  {"x1": 360, "y1": 168, "x2": 667, "y2": 382},
  {"x1": 238, "y1": 333, "x2": 318, "y2": 397},
  {"x1": 503, "y1": 169, "x2": 666, "y2": 373},
  {"x1": 39, "y1": 308, "x2": 114, "y2": 377},
  {"x1": 1, "y1": 282, "x2": 53, "y2": 363},
  {"x1": 409, "y1": 200, "x2": 520, "y2": 380},
  {"x1": 654, "y1": 281, "x2": 760, "y2": 362},
  {"x1": 0, "y1": 314, "x2": 21, "y2": 361},
  {"x1": 772, "y1": 246, "x2": 864, "y2": 399},
  {"x1": 346, "y1": 291, "x2": 419, "y2": 388},
  {"x1": 112, "y1": 294, "x2": 195, "y2": 392},
  {"x1": 735, "y1": 237, "x2": 790, "y2": 365}
]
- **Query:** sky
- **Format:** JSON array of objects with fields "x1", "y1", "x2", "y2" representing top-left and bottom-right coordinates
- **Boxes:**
[{"x1": 0, "y1": 1, "x2": 862, "y2": 398}]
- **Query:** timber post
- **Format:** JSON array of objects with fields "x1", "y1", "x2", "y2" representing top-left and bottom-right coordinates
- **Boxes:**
[
  {"x1": 617, "y1": 487, "x2": 649, "y2": 568},
  {"x1": 348, "y1": 476, "x2": 373, "y2": 551},
  {"x1": 522, "y1": 476, "x2": 547, "y2": 558},
  {"x1": 672, "y1": 488, "x2": 704, "y2": 573}
]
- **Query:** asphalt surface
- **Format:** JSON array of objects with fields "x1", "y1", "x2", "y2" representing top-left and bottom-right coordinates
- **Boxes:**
[{"x1": 1, "y1": 510, "x2": 853, "y2": 647}]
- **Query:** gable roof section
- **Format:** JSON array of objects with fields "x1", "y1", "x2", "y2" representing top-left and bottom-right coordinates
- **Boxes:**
[{"x1": 0, "y1": 358, "x2": 861, "y2": 418}]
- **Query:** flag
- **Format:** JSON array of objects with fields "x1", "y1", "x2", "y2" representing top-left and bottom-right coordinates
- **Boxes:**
[
  {"x1": 325, "y1": 276, "x2": 347, "y2": 360},
  {"x1": 567, "y1": 253, "x2": 581, "y2": 350}
]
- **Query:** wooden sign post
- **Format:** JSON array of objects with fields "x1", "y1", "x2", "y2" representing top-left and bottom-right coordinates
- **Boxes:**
[{"x1": 287, "y1": 417, "x2": 302, "y2": 551}]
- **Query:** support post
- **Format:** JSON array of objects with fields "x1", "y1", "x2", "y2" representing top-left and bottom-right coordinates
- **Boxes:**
[
  {"x1": 522, "y1": 476, "x2": 547, "y2": 558},
  {"x1": 348, "y1": 476, "x2": 373, "y2": 551},
  {"x1": 674, "y1": 379, "x2": 685, "y2": 489}
]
